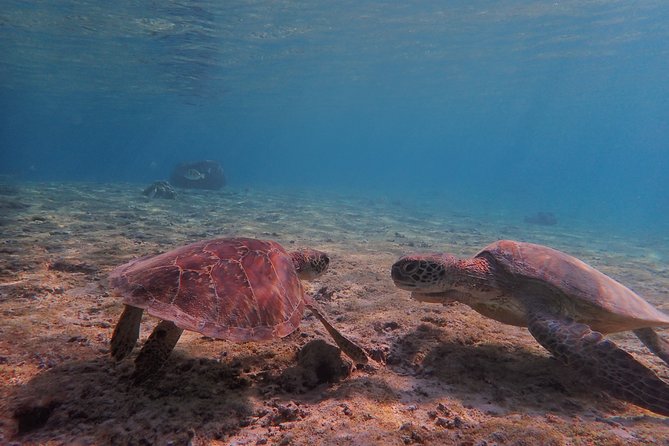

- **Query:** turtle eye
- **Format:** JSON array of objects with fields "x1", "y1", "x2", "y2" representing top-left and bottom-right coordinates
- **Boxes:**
[{"x1": 402, "y1": 261, "x2": 418, "y2": 275}]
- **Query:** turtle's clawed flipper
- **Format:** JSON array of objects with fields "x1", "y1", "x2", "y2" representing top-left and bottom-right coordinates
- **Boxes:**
[
  {"x1": 634, "y1": 327, "x2": 669, "y2": 367},
  {"x1": 304, "y1": 296, "x2": 369, "y2": 364},
  {"x1": 132, "y1": 320, "x2": 184, "y2": 384},
  {"x1": 528, "y1": 311, "x2": 669, "y2": 416},
  {"x1": 110, "y1": 305, "x2": 144, "y2": 361}
]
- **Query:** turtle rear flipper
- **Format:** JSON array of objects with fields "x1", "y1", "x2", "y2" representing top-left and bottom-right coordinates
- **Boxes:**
[
  {"x1": 634, "y1": 327, "x2": 669, "y2": 367},
  {"x1": 303, "y1": 295, "x2": 369, "y2": 364},
  {"x1": 528, "y1": 311, "x2": 669, "y2": 416}
]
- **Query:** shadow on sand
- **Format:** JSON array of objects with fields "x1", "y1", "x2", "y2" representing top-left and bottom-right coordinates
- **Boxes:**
[
  {"x1": 8, "y1": 353, "x2": 252, "y2": 445},
  {"x1": 385, "y1": 323, "x2": 629, "y2": 415}
]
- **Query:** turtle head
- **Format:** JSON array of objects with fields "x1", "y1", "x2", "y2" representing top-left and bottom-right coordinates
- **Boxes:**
[
  {"x1": 392, "y1": 252, "x2": 495, "y2": 304},
  {"x1": 291, "y1": 248, "x2": 330, "y2": 280},
  {"x1": 391, "y1": 253, "x2": 467, "y2": 303},
  {"x1": 391, "y1": 253, "x2": 459, "y2": 291}
]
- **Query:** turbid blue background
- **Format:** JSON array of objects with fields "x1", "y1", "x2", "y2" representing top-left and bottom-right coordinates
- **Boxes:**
[{"x1": 1, "y1": 1, "x2": 668, "y2": 234}]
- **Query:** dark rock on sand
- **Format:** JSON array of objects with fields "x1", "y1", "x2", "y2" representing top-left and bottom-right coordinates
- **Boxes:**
[
  {"x1": 170, "y1": 160, "x2": 226, "y2": 190},
  {"x1": 280, "y1": 340, "x2": 352, "y2": 392}
]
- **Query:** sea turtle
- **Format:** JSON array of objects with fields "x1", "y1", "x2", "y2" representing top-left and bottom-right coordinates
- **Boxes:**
[
  {"x1": 142, "y1": 180, "x2": 177, "y2": 199},
  {"x1": 109, "y1": 237, "x2": 367, "y2": 382},
  {"x1": 391, "y1": 239, "x2": 669, "y2": 416}
]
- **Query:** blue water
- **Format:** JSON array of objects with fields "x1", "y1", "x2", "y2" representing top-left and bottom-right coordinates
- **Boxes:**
[{"x1": 2, "y1": 1, "x2": 669, "y2": 235}]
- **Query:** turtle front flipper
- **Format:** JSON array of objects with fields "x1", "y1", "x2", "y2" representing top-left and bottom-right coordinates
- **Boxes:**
[
  {"x1": 111, "y1": 305, "x2": 144, "y2": 361},
  {"x1": 528, "y1": 311, "x2": 669, "y2": 416},
  {"x1": 132, "y1": 320, "x2": 184, "y2": 384},
  {"x1": 634, "y1": 328, "x2": 669, "y2": 367},
  {"x1": 303, "y1": 296, "x2": 369, "y2": 364}
]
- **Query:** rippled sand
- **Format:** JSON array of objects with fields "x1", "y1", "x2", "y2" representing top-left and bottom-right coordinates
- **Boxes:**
[{"x1": 2, "y1": 182, "x2": 669, "y2": 445}]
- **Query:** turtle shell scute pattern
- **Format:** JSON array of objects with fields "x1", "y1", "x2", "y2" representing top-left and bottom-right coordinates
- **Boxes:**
[{"x1": 109, "y1": 238, "x2": 305, "y2": 342}]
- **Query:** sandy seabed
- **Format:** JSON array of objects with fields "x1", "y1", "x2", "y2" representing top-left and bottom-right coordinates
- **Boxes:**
[{"x1": 1, "y1": 182, "x2": 669, "y2": 446}]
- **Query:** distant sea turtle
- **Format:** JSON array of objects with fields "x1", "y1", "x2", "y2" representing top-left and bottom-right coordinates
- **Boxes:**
[
  {"x1": 110, "y1": 237, "x2": 367, "y2": 382},
  {"x1": 142, "y1": 180, "x2": 177, "y2": 199},
  {"x1": 391, "y1": 240, "x2": 669, "y2": 416}
]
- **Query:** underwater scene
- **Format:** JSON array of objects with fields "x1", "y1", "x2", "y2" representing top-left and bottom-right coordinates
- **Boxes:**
[{"x1": 2, "y1": 1, "x2": 669, "y2": 445}]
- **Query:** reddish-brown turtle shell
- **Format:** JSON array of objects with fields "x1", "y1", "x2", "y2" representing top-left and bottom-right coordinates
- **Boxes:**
[
  {"x1": 109, "y1": 238, "x2": 305, "y2": 342},
  {"x1": 477, "y1": 240, "x2": 669, "y2": 331}
]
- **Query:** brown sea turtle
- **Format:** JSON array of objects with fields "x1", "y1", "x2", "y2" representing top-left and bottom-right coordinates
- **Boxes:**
[
  {"x1": 391, "y1": 239, "x2": 669, "y2": 416},
  {"x1": 142, "y1": 180, "x2": 177, "y2": 199},
  {"x1": 109, "y1": 237, "x2": 367, "y2": 382}
]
